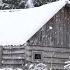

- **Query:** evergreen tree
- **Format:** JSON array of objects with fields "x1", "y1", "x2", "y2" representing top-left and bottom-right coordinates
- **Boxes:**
[{"x1": 1, "y1": 0, "x2": 58, "y2": 9}]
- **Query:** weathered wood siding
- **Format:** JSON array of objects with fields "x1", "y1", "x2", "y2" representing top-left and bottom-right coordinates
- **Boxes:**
[
  {"x1": 27, "y1": 5, "x2": 70, "y2": 70},
  {"x1": 0, "y1": 46, "x2": 3, "y2": 67},
  {"x1": 26, "y1": 46, "x2": 70, "y2": 69},
  {"x1": 2, "y1": 45, "x2": 25, "y2": 68}
]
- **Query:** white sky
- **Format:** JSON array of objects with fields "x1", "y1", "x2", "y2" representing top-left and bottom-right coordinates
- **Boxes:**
[{"x1": 0, "y1": 0, "x2": 67, "y2": 45}]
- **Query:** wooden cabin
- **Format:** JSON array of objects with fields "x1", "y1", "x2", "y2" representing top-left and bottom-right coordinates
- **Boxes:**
[
  {"x1": 26, "y1": 4, "x2": 70, "y2": 70},
  {"x1": 0, "y1": 0, "x2": 69, "y2": 70}
]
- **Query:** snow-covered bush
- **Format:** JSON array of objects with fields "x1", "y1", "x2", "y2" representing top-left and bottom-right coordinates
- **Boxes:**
[
  {"x1": 64, "y1": 61, "x2": 70, "y2": 70},
  {"x1": 28, "y1": 63, "x2": 47, "y2": 70}
]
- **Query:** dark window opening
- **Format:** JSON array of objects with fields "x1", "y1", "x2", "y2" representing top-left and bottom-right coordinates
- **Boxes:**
[{"x1": 35, "y1": 54, "x2": 41, "y2": 59}]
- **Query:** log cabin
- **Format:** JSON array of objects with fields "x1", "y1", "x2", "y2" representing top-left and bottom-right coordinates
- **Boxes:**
[{"x1": 0, "y1": 0, "x2": 69, "y2": 70}]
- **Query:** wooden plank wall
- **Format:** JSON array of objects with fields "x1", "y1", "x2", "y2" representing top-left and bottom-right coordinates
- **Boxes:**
[
  {"x1": 0, "y1": 46, "x2": 3, "y2": 67},
  {"x1": 26, "y1": 5, "x2": 70, "y2": 70},
  {"x1": 25, "y1": 45, "x2": 70, "y2": 69},
  {"x1": 2, "y1": 45, "x2": 25, "y2": 68}
]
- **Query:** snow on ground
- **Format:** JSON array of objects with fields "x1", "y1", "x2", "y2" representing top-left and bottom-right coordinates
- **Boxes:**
[
  {"x1": 28, "y1": 63, "x2": 47, "y2": 70},
  {"x1": 0, "y1": 0, "x2": 68, "y2": 45},
  {"x1": 0, "y1": 68, "x2": 23, "y2": 70}
]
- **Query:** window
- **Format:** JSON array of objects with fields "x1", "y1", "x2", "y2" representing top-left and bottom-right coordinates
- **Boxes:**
[
  {"x1": 35, "y1": 54, "x2": 41, "y2": 59},
  {"x1": 32, "y1": 51, "x2": 43, "y2": 61}
]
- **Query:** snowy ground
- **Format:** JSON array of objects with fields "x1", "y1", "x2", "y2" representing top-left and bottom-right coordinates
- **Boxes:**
[{"x1": 0, "y1": 68, "x2": 23, "y2": 70}]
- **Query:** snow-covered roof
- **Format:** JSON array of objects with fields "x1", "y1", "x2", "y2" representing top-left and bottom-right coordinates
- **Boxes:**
[{"x1": 0, "y1": 0, "x2": 68, "y2": 45}]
